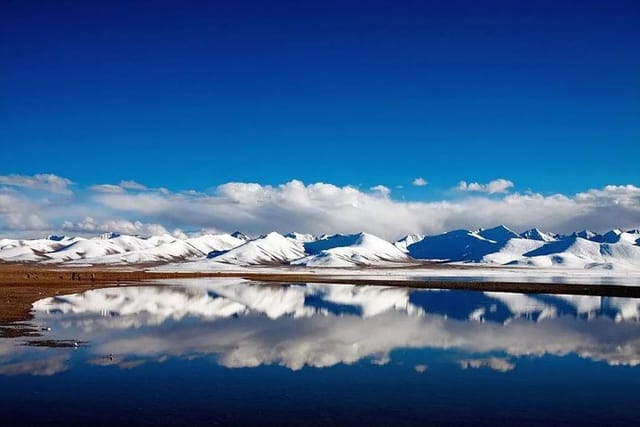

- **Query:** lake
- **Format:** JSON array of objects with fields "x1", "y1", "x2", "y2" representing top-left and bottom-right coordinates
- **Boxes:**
[{"x1": 1, "y1": 278, "x2": 639, "y2": 426}]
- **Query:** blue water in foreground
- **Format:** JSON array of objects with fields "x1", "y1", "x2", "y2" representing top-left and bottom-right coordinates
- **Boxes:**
[{"x1": 1, "y1": 279, "x2": 639, "y2": 426}]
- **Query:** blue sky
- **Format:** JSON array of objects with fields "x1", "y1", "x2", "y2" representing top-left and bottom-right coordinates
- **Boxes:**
[
  {"x1": 0, "y1": 1, "x2": 639, "y2": 237},
  {"x1": 2, "y1": 0, "x2": 638, "y2": 198}
]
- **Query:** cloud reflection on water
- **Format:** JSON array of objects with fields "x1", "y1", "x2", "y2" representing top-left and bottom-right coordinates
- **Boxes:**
[{"x1": 1, "y1": 280, "x2": 639, "y2": 375}]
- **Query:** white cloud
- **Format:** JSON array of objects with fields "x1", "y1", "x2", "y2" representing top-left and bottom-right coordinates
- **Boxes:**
[
  {"x1": 90, "y1": 180, "x2": 149, "y2": 193},
  {"x1": 62, "y1": 217, "x2": 170, "y2": 236},
  {"x1": 457, "y1": 178, "x2": 514, "y2": 194},
  {"x1": 370, "y1": 185, "x2": 391, "y2": 197},
  {"x1": 0, "y1": 173, "x2": 73, "y2": 194},
  {"x1": 1, "y1": 174, "x2": 639, "y2": 239},
  {"x1": 89, "y1": 184, "x2": 125, "y2": 194},
  {"x1": 92, "y1": 180, "x2": 640, "y2": 239},
  {"x1": 119, "y1": 180, "x2": 148, "y2": 191},
  {"x1": 413, "y1": 177, "x2": 428, "y2": 186},
  {"x1": 0, "y1": 192, "x2": 48, "y2": 231}
]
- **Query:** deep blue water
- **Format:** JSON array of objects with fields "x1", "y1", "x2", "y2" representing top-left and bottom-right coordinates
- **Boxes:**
[{"x1": 1, "y1": 280, "x2": 639, "y2": 426}]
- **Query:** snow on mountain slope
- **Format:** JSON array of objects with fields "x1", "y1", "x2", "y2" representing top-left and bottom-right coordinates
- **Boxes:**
[
  {"x1": 230, "y1": 231, "x2": 250, "y2": 241},
  {"x1": 73, "y1": 234, "x2": 246, "y2": 265},
  {"x1": 394, "y1": 234, "x2": 425, "y2": 252},
  {"x1": 303, "y1": 233, "x2": 364, "y2": 254},
  {"x1": 519, "y1": 228, "x2": 558, "y2": 242},
  {"x1": 208, "y1": 232, "x2": 306, "y2": 265},
  {"x1": 284, "y1": 232, "x2": 317, "y2": 242},
  {"x1": 82, "y1": 240, "x2": 201, "y2": 265},
  {"x1": 185, "y1": 234, "x2": 246, "y2": 254},
  {"x1": 108, "y1": 235, "x2": 159, "y2": 252},
  {"x1": 144, "y1": 234, "x2": 179, "y2": 246},
  {"x1": 292, "y1": 233, "x2": 410, "y2": 267},
  {"x1": 45, "y1": 239, "x2": 127, "y2": 262},
  {"x1": 0, "y1": 233, "x2": 247, "y2": 265},
  {"x1": 0, "y1": 236, "x2": 82, "y2": 262},
  {"x1": 507, "y1": 236, "x2": 640, "y2": 269},
  {"x1": 408, "y1": 229, "x2": 500, "y2": 262},
  {"x1": 573, "y1": 230, "x2": 602, "y2": 242},
  {"x1": 2, "y1": 226, "x2": 640, "y2": 269},
  {"x1": 407, "y1": 227, "x2": 640, "y2": 269},
  {"x1": 622, "y1": 230, "x2": 640, "y2": 245},
  {"x1": 481, "y1": 238, "x2": 546, "y2": 265},
  {"x1": 599, "y1": 229, "x2": 640, "y2": 245}
]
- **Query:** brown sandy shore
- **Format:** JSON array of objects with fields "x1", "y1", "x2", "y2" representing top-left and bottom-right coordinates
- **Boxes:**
[{"x1": 1, "y1": 263, "x2": 639, "y2": 329}]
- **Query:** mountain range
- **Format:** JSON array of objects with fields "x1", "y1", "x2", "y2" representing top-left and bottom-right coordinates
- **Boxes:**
[{"x1": 1, "y1": 225, "x2": 639, "y2": 269}]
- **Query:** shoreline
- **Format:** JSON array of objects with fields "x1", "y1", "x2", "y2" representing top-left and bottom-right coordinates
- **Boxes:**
[
  {"x1": 1, "y1": 263, "x2": 639, "y2": 328},
  {"x1": 1, "y1": 263, "x2": 640, "y2": 294}
]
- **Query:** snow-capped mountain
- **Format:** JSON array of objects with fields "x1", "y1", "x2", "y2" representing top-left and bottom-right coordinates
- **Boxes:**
[
  {"x1": 284, "y1": 232, "x2": 317, "y2": 243},
  {"x1": 394, "y1": 234, "x2": 425, "y2": 252},
  {"x1": 0, "y1": 233, "x2": 245, "y2": 264},
  {"x1": 407, "y1": 226, "x2": 640, "y2": 269},
  {"x1": 573, "y1": 230, "x2": 602, "y2": 242},
  {"x1": 207, "y1": 232, "x2": 306, "y2": 265},
  {"x1": 1, "y1": 226, "x2": 639, "y2": 269},
  {"x1": 230, "y1": 231, "x2": 250, "y2": 241},
  {"x1": 407, "y1": 229, "x2": 499, "y2": 262},
  {"x1": 476, "y1": 225, "x2": 520, "y2": 242},
  {"x1": 292, "y1": 233, "x2": 409, "y2": 267},
  {"x1": 519, "y1": 228, "x2": 558, "y2": 242},
  {"x1": 510, "y1": 235, "x2": 640, "y2": 269},
  {"x1": 0, "y1": 236, "x2": 83, "y2": 262}
]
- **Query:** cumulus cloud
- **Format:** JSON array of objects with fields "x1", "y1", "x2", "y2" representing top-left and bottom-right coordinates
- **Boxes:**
[
  {"x1": 457, "y1": 178, "x2": 514, "y2": 194},
  {"x1": 0, "y1": 173, "x2": 73, "y2": 194},
  {"x1": 92, "y1": 180, "x2": 640, "y2": 239},
  {"x1": 61, "y1": 217, "x2": 170, "y2": 236},
  {"x1": 0, "y1": 191, "x2": 49, "y2": 231},
  {"x1": 413, "y1": 177, "x2": 428, "y2": 186},
  {"x1": 1, "y1": 174, "x2": 639, "y2": 239},
  {"x1": 370, "y1": 185, "x2": 391, "y2": 197}
]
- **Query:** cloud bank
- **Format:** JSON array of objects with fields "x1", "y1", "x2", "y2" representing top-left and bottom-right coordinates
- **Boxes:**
[
  {"x1": 0, "y1": 174, "x2": 638, "y2": 239},
  {"x1": 0, "y1": 173, "x2": 74, "y2": 194}
]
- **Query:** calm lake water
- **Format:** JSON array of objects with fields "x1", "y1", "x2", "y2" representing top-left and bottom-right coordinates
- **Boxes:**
[{"x1": 1, "y1": 279, "x2": 639, "y2": 426}]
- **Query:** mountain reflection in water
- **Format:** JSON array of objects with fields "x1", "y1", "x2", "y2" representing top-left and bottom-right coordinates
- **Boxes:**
[{"x1": 1, "y1": 279, "x2": 638, "y2": 376}]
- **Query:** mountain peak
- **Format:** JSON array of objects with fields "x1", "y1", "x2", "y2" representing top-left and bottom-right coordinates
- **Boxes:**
[
  {"x1": 477, "y1": 225, "x2": 519, "y2": 242},
  {"x1": 230, "y1": 231, "x2": 249, "y2": 241},
  {"x1": 284, "y1": 232, "x2": 316, "y2": 242},
  {"x1": 602, "y1": 229, "x2": 624, "y2": 243},
  {"x1": 520, "y1": 228, "x2": 557, "y2": 242}
]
